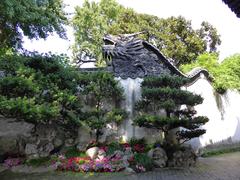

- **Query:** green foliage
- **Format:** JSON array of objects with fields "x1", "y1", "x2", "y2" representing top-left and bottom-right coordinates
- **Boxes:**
[
  {"x1": 0, "y1": 0, "x2": 67, "y2": 51},
  {"x1": 180, "y1": 53, "x2": 240, "y2": 93},
  {"x1": 106, "y1": 142, "x2": 123, "y2": 155},
  {"x1": 133, "y1": 153, "x2": 153, "y2": 171},
  {"x1": 134, "y1": 115, "x2": 208, "y2": 132},
  {"x1": 72, "y1": 0, "x2": 221, "y2": 66},
  {"x1": 136, "y1": 76, "x2": 203, "y2": 113},
  {"x1": 134, "y1": 75, "x2": 208, "y2": 144},
  {"x1": 0, "y1": 76, "x2": 39, "y2": 98},
  {"x1": 0, "y1": 96, "x2": 60, "y2": 123},
  {"x1": 142, "y1": 76, "x2": 189, "y2": 88},
  {"x1": 25, "y1": 157, "x2": 51, "y2": 167},
  {"x1": 78, "y1": 71, "x2": 126, "y2": 141},
  {"x1": 0, "y1": 53, "x2": 82, "y2": 131},
  {"x1": 142, "y1": 87, "x2": 203, "y2": 106},
  {"x1": 105, "y1": 109, "x2": 128, "y2": 125},
  {"x1": 72, "y1": 0, "x2": 123, "y2": 65},
  {"x1": 65, "y1": 147, "x2": 87, "y2": 158}
]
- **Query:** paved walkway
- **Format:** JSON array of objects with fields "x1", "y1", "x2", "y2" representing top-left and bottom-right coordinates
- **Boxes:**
[
  {"x1": 127, "y1": 152, "x2": 240, "y2": 180},
  {"x1": 1, "y1": 152, "x2": 240, "y2": 180}
]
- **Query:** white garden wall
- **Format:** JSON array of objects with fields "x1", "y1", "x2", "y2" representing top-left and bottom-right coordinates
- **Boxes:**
[
  {"x1": 117, "y1": 75, "x2": 240, "y2": 149},
  {"x1": 186, "y1": 74, "x2": 240, "y2": 149}
]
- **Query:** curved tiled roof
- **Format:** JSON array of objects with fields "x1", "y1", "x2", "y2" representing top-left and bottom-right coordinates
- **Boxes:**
[
  {"x1": 223, "y1": 0, "x2": 240, "y2": 18},
  {"x1": 142, "y1": 41, "x2": 212, "y2": 82}
]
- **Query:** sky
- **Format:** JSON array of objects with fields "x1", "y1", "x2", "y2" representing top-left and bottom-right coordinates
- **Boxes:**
[{"x1": 23, "y1": 0, "x2": 240, "y2": 61}]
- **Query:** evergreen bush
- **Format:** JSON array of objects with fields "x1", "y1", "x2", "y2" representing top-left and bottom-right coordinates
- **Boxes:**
[{"x1": 134, "y1": 75, "x2": 209, "y2": 144}]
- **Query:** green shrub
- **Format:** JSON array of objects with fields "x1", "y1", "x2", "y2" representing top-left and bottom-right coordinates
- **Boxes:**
[
  {"x1": 25, "y1": 157, "x2": 51, "y2": 167},
  {"x1": 0, "y1": 53, "x2": 82, "y2": 131},
  {"x1": 65, "y1": 147, "x2": 87, "y2": 158},
  {"x1": 134, "y1": 75, "x2": 208, "y2": 145},
  {"x1": 106, "y1": 142, "x2": 123, "y2": 155}
]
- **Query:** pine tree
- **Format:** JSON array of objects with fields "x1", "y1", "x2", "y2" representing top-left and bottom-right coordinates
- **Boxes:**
[
  {"x1": 134, "y1": 75, "x2": 209, "y2": 145},
  {"x1": 79, "y1": 71, "x2": 127, "y2": 142}
]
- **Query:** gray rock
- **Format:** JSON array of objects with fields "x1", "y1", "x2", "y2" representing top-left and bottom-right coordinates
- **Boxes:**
[
  {"x1": 76, "y1": 126, "x2": 92, "y2": 149},
  {"x1": 39, "y1": 143, "x2": 54, "y2": 157},
  {"x1": 148, "y1": 147, "x2": 167, "y2": 168},
  {"x1": 25, "y1": 144, "x2": 38, "y2": 155},
  {"x1": 0, "y1": 137, "x2": 18, "y2": 155},
  {"x1": 168, "y1": 147, "x2": 197, "y2": 167},
  {"x1": 0, "y1": 117, "x2": 34, "y2": 138},
  {"x1": 25, "y1": 144, "x2": 39, "y2": 159},
  {"x1": 64, "y1": 138, "x2": 75, "y2": 147},
  {"x1": 35, "y1": 124, "x2": 56, "y2": 142},
  {"x1": 0, "y1": 117, "x2": 34, "y2": 156},
  {"x1": 124, "y1": 167, "x2": 135, "y2": 173},
  {"x1": 76, "y1": 143, "x2": 87, "y2": 152},
  {"x1": 53, "y1": 138, "x2": 63, "y2": 148}
]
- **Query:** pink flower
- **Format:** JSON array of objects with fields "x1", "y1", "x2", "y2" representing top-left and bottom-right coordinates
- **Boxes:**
[
  {"x1": 136, "y1": 164, "x2": 146, "y2": 172},
  {"x1": 100, "y1": 146, "x2": 108, "y2": 152},
  {"x1": 4, "y1": 158, "x2": 22, "y2": 168}
]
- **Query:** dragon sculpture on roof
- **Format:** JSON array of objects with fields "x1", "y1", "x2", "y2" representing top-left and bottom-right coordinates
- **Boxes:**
[{"x1": 102, "y1": 32, "x2": 211, "y2": 82}]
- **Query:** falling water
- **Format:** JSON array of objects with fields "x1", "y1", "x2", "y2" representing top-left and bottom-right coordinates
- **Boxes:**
[{"x1": 116, "y1": 77, "x2": 143, "y2": 141}]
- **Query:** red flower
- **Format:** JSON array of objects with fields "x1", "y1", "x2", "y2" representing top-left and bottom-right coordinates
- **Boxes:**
[
  {"x1": 122, "y1": 143, "x2": 130, "y2": 149},
  {"x1": 133, "y1": 144, "x2": 145, "y2": 153}
]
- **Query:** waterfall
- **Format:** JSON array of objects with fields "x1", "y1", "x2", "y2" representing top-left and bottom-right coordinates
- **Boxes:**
[{"x1": 116, "y1": 77, "x2": 143, "y2": 141}]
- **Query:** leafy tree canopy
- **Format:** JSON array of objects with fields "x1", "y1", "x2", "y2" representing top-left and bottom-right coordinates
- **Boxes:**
[
  {"x1": 0, "y1": 0, "x2": 67, "y2": 52},
  {"x1": 72, "y1": 0, "x2": 221, "y2": 66},
  {"x1": 180, "y1": 53, "x2": 240, "y2": 93}
]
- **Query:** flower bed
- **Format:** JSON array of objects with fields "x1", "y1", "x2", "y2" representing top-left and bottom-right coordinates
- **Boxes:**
[{"x1": 54, "y1": 138, "x2": 155, "y2": 173}]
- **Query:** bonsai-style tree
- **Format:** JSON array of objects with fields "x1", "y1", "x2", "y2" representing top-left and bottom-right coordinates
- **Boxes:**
[
  {"x1": 79, "y1": 71, "x2": 127, "y2": 142},
  {"x1": 134, "y1": 75, "x2": 209, "y2": 145}
]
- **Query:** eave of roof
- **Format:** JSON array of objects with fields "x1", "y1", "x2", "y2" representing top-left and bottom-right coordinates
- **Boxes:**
[{"x1": 223, "y1": 0, "x2": 240, "y2": 18}]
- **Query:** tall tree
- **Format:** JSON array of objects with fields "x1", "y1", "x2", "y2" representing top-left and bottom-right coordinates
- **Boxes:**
[
  {"x1": 0, "y1": 0, "x2": 67, "y2": 52},
  {"x1": 72, "y1": 0, "x2": 123, "y2": 66},
  {"x1": 72, "y1": 0, "x2": 221, "y2": 66}
]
